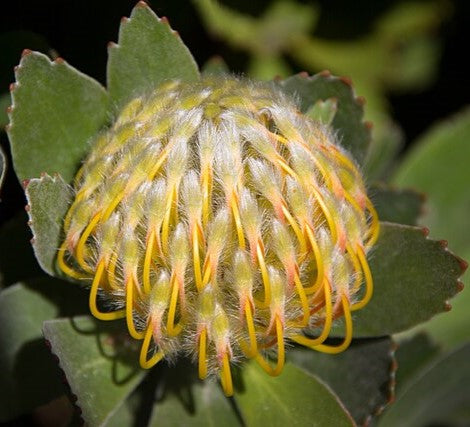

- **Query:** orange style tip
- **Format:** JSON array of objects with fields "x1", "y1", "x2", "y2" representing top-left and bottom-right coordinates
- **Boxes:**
[
  {"x1": 121, "y1": 16, "x2": 129, "y2": 24},
  {"x1": 339, "y1": 76, "x2": 352, "y2": 86},
  {"x1": 24, "y1": 203, "x2": 31, "y2": 211},
  {"x1": 457, "y1": 280, "x2": 465, "y2": 292},
  {"x1": 319, "y1": 70, "x2": 331, "y2": 77},
  {"x1": 444, "y1": 302, "x2": 452, "y2": 312},
  {"x1": 365, "y1": 121, "x2": 374, "y2": 130},
  {"x1": 54, "y1": 57, "x2": 65, "y2": 64},
  {"x1": 21, "y1": 48, "x2": 32, "y2": 58},
  {"x1": 107, "y1": 41, "x2": 117, "y2": 49},
  {"x1": 298, "y1": 71, "x2": 309, "y2": 78},
  {"x1": 421, "y1": 227, "x2": 430, "y2": 237},
  {"x1": 6, "y1": 105, "x2": 13, "y2": 114},
  {"x1": 137, "y1": 0, "x2": 149, "y2": 8},
  {"x1": 9, "y1": 83, "x2": 16, "y2": 92},
  {"x1": 160, "y1": 16, "x2": 169, "y2": 24}
]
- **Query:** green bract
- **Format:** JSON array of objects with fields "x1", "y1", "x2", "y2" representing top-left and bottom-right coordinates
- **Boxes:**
[{"x1": 1, "y1": 2, "x2": 467, "y2": 425}]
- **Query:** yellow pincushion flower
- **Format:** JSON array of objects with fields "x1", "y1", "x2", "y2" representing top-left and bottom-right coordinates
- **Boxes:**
[{"x1": 57, "y1": 76, "x2": 379, "y2": 396}]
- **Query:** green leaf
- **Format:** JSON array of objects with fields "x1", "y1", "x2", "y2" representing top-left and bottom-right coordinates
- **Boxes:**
[
  {"x1": 24, "y1": 174, "x2": 72, "y2": 277},
  {"x1": 0, "y1": 212, "x2": 43, "y2": 287},
  {"x1": 341, "y1": 222, "x2": 465, "y2": 337},
  {"x1": 279, "y1": 73, "x2": 371, "y2": 165},
  {"x1": 7, "y1": 51, "x2": 109, "y2": 183},
  {"x1": 393, "y1": 108, "x2": 470, "y2": 349},
  {"x1": 0, "y1": 279, "x2": 87, "y2": 421},
  {"x1": 305, "y1": 98, "x2": 338, "y2": 125},
  {"x1": 393, "y1": 333, "x2": 440, "y2": 394},
  {"x1": 148, "y1": 361, "x2": 240, "y2": 427},
  {"x1": 235, "y1": 361, "x2": 354, "y2": 426},
  {"x1": 379, "y1": 343, "x2": 470, "y2": 427},
  {"x1": 107, "y1": 2, "x2": 199, "y2": 111},
  {"x1": 371, "y1": 184, "x2": 424, "y2": 226},
  {"x1": 289, "y1": 338, "x2": 395, "y2": 425},
  {"x1": 201, "y1": 56, "x2": 230, "y2": 77},
  {"x1": 42, "y1": 315, "x2": 145, "y2": 426}
]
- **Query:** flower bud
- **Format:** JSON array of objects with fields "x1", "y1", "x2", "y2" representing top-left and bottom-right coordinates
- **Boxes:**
[{"x1": 58, "y1": 76, "x2": 379, "y2": 396}]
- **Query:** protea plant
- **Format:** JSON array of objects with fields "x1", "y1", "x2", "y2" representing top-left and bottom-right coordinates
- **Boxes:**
[{"x1": 0, "y1": 2, "x2": 467, "y2": 426}]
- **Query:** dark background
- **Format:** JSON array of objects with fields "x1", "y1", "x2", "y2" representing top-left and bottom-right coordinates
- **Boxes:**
[{"x1": 1, "y1": 0, "x2": 469, "y2": 222}]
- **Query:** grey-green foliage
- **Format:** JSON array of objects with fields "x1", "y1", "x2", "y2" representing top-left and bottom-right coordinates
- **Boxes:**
[{"x1": 0, "y1": 2, "x2": 468, "y2": 426}]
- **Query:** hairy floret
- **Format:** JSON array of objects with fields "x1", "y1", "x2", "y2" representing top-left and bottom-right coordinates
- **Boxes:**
[{"x1": 58, "y1": 76, "x2": 379, "y2": 396}]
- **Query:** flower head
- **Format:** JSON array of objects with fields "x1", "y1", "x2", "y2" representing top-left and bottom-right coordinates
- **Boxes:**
[{"x1": 58, "y1": 76, "x2": 379, "y2": 396}]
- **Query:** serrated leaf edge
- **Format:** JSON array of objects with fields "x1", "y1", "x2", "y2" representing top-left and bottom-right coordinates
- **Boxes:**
[
  {"x1": 7, "y1": 49, "x2": 108, "y2": 132},
  {"x1": 23, "y1": 173, "x2": 73, "y2": 277}
]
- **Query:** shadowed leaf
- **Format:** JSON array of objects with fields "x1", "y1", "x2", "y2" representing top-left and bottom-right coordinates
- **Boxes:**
[
  {"x1": 393, "y1": 333, "x2": 440, "y2": 394},
  {"x1": 43, "y1": 316, "x2": 145, "y2": 426},
  {"x1": 0, "y1": 279, "x2": 87, "y2": 422},
  {"x1": 371, "y1": 184, "x2": 424, "y2": 226},
  {"x1": 379, "y1": 343, "x2": 470, "y2": 427},
  {"x1": 149, "y1": 361, "x2": 241, "y2": 427},
  {"x1": 289, "y1": 338, "x2": 395, "y2": 425}
]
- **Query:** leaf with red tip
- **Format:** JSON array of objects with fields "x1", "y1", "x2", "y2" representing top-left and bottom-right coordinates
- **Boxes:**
[
  {"x1": 202, "y1": 56, "x2": 230, "y2": 77},
  {"x1": 7, "y1": 51, "x2": 109, "y2": 183},
  {"x1": 24, "y1": 174, "x2": 72, "y2": 277},
  {"x1": 393, "y1": 107, "x2": 470, "y2": 349},
  {"x1": 235, "y1": 361, "x2": 354, "y2": 426},
  {"x1": 337, "y1": 222, "x2": 465, "y2": 337},
  {"x1": 393, "y1": 333, "x2": 440, "y2": 394},
  {"x1": 289, "y1": 337, "x2": 396, "y2": 425},
  {"x1": 379, "y1": 343, "x2": 470, "y2": 427},
  {"x1": 42, "y1": 316, "x2": 145, "y2": 427},
  {"x1": 107, "y1": 2, "x2": 199, "y2": 110},
  {"x1": 279, "y1": 73, "x2": 371, "y2": 165}
]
